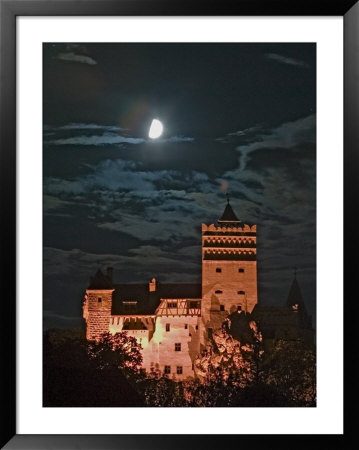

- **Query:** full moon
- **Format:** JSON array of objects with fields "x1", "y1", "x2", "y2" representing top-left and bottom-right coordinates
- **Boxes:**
[{"x1": 149, "y1": 119, "x2": 163, "y2": 139}]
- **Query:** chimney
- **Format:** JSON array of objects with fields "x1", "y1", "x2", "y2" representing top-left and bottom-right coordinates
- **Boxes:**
[
  {"x1": 149, "y1": 277, "x2": 156, "y2": 292},
  {"x1": 106, "y1": 267, "x2": 113, "y2": 283}
]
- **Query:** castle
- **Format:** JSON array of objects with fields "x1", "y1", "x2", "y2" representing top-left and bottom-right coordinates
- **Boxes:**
[{"x1": 83, "y1": 200, "x2": 314, "y2": 379}]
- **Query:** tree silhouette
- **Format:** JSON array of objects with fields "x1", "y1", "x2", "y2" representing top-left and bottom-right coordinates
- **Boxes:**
[
  {"x1": 259, "y1": 339, "x2": 316, "y2": 406},
  {"x1": 88, "y1": 331, "x2": 143, "y2": 375},
  {"x1": 43, "y1": 329, "x2": 144, "y2": 407},
  {"x1": 43, "y1": 327, "x2": 315, "y2": 407}
]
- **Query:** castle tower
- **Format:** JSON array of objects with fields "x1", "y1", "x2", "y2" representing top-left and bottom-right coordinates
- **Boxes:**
[
  {"x1": 201, "y1": 198, "x2": 258, "y2": 343},
  {"x1": 83, "y1": 268, "x2": 114, "y2": 341},
  {"x1": 285, "y1": 272, "x2": 314, "y2": 343}
]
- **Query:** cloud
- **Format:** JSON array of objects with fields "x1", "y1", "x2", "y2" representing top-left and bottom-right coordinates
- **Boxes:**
[
  {"x1": 216, "y1": 125, "x2": 262, "y2": 143},
  {"x1": 44, "y1": 123, "x2": 125, "y2": 132},
  {"x1": 45, "y1": 159, "x2": 163, "y2": 194},
  {"x1": 55, "y1": 52, "x2": 97, "y2": 65},
  {"x1": 43, "y1": 195, "x2": 72, "y2": 212},
  {"x1": 234, "y1": 114, "x2": 315, "y2": 171},
  {"x1": 265, "y1": 53, "x2": 310, "y2": 68},
  {"x1": 43, "y1": 246, "x2": 200, "y2": 283},
  {"x1": 44, "y1": 128, "x2": 194, "y2": 146},
  {"x1": 215, "y1": 115, "x2": 315, "y2": 173},
  {"x1": 46, "y1": 132, "x2": 145, "y2": 146},
  {"x1": 44, "y1": 159, "x2": 218, "y2": 201},
  {"x1": 164, "y1": 135, "x2": 194, "y2": 143}
]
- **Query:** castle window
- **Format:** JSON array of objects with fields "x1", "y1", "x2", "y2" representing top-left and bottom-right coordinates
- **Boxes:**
[
  {"x1": 215, "y1": 290, "x2": 223, "y2": 294},
  {"x1": 238, "y1": 290, "x2": 245, "y2": 295},
  {"x1": 97, "y1": 297, "x2": 102, "y2": 303},
  {"x1": 237, "y1": 305, "x2": 242, "y2": 312},
  {"x1": 164, "y1": 365, "x2": 171, "y2": 374},
  {"x1": 167, "y1": 302, "x2": 177, "y2": 308},
  {"x1": 166, "y1": 323, "x2": 170, "y2": 332},
  {"x1": 176, "y1": 366, "x2": 183, "y2": 375},
  {"x1": 220, "y1": 304, "x2": 225, "y2": 311},
  {"x1": 216, "y1": 268, "x2": 222, "y2": 273},
  {"x1": 195, "y1": 325, "x2": 198, "y2": 330},
  {"x1": 184, "y1": 324, "x2": 188, "y2": 329},
  {"x1": 175, "y1": 343, "x2": 181, "y2": 351},
  {"x1": 238, "y1": 268, "x2": 244, "y2": 273}
]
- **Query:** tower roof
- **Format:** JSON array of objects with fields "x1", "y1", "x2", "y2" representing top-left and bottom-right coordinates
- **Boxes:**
[
  {"x1": 286, "y1": 276, "x2": 306, "y2": 312},
  {"x1": 88, "y1": 269, "x2": 113, "y2": 289},
  {"x1": 218, "y1": 197, "x2": 241, "y2": 224}
]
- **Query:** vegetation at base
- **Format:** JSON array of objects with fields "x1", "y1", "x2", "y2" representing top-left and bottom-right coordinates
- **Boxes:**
[
  {"x1": 43, "y1": 329, "x2": 144, "y2": 407},
  {"x1": 43, "y1": 322, "x2": 316, "y2": 407}
]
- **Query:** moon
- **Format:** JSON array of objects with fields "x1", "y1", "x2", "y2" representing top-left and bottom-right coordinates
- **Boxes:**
[{"x1": 149, "y1": 119, "x2": 163, "y2": 139}]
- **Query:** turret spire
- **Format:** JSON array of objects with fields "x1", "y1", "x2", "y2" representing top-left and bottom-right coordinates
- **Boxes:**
[
  {"x1": 286, "y1": 271, "x2": 306, "y2": 313},
  {"x1": 218, "y1": 195, "x2": 241, "y2": 224}
]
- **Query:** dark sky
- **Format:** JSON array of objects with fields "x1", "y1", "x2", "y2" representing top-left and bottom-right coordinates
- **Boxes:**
[{"x1": 43, "y1": 43, "x2": 316, "y2": 330}]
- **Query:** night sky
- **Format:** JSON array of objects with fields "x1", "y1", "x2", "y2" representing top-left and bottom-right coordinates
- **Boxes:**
[{"x1": 43, "y1": 43, "x2": 316, "y2": 330}]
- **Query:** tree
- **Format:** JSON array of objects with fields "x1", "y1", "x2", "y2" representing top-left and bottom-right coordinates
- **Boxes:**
[
  {"x1": 43, "y1": 329, "x2": 145, "y2": 406},
  {"x1": 139, "y1": 368, "x2": 188, "y2": 407},
  {"x1": 194, "y1": 314, "x2": 263, "y2": 387},
  {"x1": 259, "y1": 339, "x2": 316, "y2": 406},
  {"x1": 88, "y1": 331, "x2": 143, "y2": 375},
  {"x1": 184, "y1": 314, "x2": 263, "y2": 406}
]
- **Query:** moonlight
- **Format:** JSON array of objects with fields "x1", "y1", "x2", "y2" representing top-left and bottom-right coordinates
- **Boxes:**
[{"x1": 149, "y1": 119, "x2": 163, "y2": 139}]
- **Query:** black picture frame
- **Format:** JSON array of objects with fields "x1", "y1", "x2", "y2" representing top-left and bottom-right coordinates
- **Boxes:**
[{"x1": 1, "y1": 1, "x2": 356, "y2": 448}]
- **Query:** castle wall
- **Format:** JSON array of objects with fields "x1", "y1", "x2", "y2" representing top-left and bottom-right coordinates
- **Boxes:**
[
  {"x1": 146, "y1": 315, "x2": 201, "y2": 379},
  {"x1": 105, "y1": 313, "x2": 201, "y2": 379}
]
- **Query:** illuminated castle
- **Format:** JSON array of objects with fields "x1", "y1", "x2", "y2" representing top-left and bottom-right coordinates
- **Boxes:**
[{"x1": 83, "y1": 200, "x2": 313, "y2": 379}]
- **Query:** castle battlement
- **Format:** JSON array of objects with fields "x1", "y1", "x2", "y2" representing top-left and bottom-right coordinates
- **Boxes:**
[{"x1": 201, "y1": 223, "x2": 256, "y2": 233}]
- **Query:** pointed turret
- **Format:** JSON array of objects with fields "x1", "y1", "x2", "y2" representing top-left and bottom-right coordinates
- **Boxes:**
[
  {"x1": 218, "y1": 194, "x2": 241, "y2": 225},
  {"x1": 286, "y1": 273, "x2": 307, "y2": 314},
  {"x1": 88, "y1": 268, "x2": 113, "y2": 289}
]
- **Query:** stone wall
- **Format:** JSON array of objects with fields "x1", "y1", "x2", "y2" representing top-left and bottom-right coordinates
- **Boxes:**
[{"x1": 84, "y1": 289, "x2": 114, "y2": 341}]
